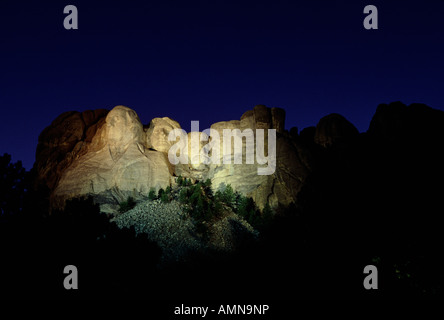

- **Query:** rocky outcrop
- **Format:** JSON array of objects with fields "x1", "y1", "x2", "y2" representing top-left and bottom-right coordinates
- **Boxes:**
[
  {"x1": 174, "y1": 104, "x2": 312, "y2": 209},
  {"x1": 35, "y1": 104, "x2": 312, "y2": 211},
  {"x1": 314, "y1": 113, "x2": 359, "y2": 147},
  {"x1": 35, "y1": 106, "x2": 174, "y2": 209},
  {"x1": 35, "y1": 109, "x2": 109, "y2": 192},
  {"x1": 367, "y1": 101, "x2": 444, "y2": 143},
  {"x1": 113, "y1": 199, "x2": 258, "y2": 264}
]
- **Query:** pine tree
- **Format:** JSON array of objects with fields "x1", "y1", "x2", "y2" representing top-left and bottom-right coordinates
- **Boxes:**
[
  {"x1": 196, "y1": 195, "x2": 204, "y2": 220},
  {"x1": 119, "y1": 196, "x2": 136, "y2": 213},
  {"x1": 160, "y1": 191, "x2": 169, "y2": 203},
  {"x1": 237, "y1": 195, "x2": 248, "y2": 218},
  {"x1": 203, "y1": 178, "x2": 212, "y2": 188},
  {"x1": 262, "y1": 202, "x2": 273, "y2": 224},
  {"x1": 148, "y1": 188, "x2": 157, "y2": 201},
  {"x1": 157, "y1": 188, "x2": 165, "y2": 199},
  {"x1": 0, "y1": 153, "x2": 27, "y2": 216},
  {"x1": 179, "y1": 188, "x2": 188, "y2": 203},
  {"x1": 214, "y1": 195, "x2": 223, "y2": 217},
  {"x1": 222, "y1": 184, "x2": 235, "y2": 207}
]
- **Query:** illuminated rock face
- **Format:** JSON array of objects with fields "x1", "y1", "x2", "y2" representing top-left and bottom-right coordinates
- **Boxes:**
[
  {"x1": 35, "y1": 106, "x2": 175, "y2": 209},
  {"x1": 145, "y1": 117, "x2": 182, "y2": 153},
  {"x1": 34, "y1": 108, "x2": 109, "y2": 193},
  {"x1": 35, "y1": 105, "x2": 312, "y2": 210},
  {"x1": 174, "y1": 105, "x2": 311, "y2": 209}
]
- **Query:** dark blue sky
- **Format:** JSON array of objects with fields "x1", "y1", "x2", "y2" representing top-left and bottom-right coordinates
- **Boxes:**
[{"x1": 1, "y1": 0, "x2": 444, "y2": 169}]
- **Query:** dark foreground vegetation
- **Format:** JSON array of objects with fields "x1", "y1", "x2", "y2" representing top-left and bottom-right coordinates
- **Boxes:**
[{"x1": 1, "y1": 102, "x2": 444, "y2": 299}]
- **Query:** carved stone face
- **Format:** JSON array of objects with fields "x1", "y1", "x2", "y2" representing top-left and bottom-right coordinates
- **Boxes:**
[
  {"x1": 146, "y1": 117, "x2": 181, "y2": 153},
  {"x1": 105, "y1": 105, "x2": 144, "y2": 161},
  {"x1": 106, "y1": 105, "x2": 143, "y2": 146}
]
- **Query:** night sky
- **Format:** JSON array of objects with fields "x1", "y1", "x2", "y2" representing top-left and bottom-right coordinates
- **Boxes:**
[{"x1": 1, "y1": 0, "x2": 444, "y2": 170}]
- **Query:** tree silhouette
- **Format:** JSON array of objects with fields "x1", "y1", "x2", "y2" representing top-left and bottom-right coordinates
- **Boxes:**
[{"x1": 0, "y1": 153, "x2": 28, "y2": 216}]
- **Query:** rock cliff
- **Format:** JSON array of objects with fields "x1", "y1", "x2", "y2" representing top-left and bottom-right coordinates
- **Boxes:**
[{"x1": 34, "y1": 104, "x2": 313, "y2": 211}]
